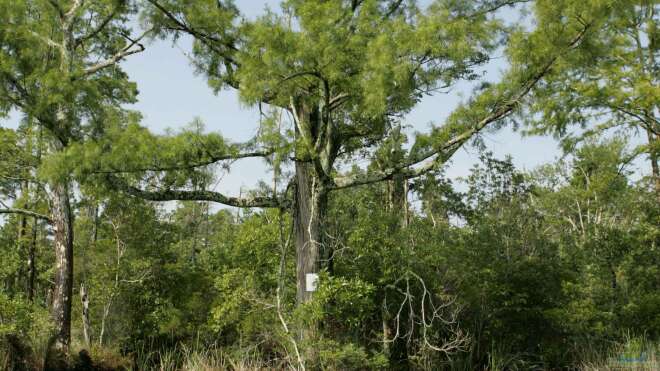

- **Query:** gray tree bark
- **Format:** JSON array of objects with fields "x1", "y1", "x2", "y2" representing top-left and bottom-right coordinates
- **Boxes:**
[
  {"x1": 80, "y1": 283, "x2": 91, "y2": 347},
  {"x1": 46, "y1": 181, "x2": 74, "y2": 368},
  {"x1": 294, "y1": 160, "x2": 323, "y2": 307}
]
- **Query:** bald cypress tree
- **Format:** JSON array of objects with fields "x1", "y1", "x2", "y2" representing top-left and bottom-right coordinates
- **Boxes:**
[
  {"x1": 523, "y1": 0, "x2": 659, "y2": 200},
  {"x1": 0, "y1": 0, "x2": 147, "y2": 365}
]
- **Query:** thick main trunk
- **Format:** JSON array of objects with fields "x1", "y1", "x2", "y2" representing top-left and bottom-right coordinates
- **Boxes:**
[
  {"x1": 294, "y1": 161, "x2": 327, "y2": 306},
  {"x1": 46, "y1": 181, "x2": 74, "y2": 366},
  {"x1": 293, "y1": 160, "x2": 328, "y2": 368}
]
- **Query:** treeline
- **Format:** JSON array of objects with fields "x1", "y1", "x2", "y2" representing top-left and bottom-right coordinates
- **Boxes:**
[{"x1": 2, "y1": 141, "x2": 658, "y2": 369}]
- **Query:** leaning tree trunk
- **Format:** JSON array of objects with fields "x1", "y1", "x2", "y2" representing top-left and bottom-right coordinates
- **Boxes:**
[{"x1": 45, "y1": 180, "x2": 74, "y2": 369}]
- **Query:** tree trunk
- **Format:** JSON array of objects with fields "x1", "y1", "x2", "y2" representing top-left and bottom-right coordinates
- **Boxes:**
[
  {"x1": 646, "y1": 129, "x2": 660, "y2": 201},
  {"x1": 46, "y1": 181, "x2": 74, "y2": 368},
  {"x1": 80, "y1": 205, "x2": 97, "y2": 348},
  {"x1": 26, "y1": 217, "x2": 37, "y2": 302},
  {"x1": 15, "y1": 182, "x2": 29, "y2": 296},
  {"x1": 384, "y1": 176, "x2": 410, "y2": 367},
  {"x1": 293, "y1": 159, "x2": 329, "y2": 368},
  {"x1": 99, "y1": 300, "x2": 112, "y2": 347},
  {"x1": 294, "y1": 161, "x2": 327, "y2": 306},
  {"x1": 80, "y1": 283, "x2": 91, "y2": 347},
  {"x1": 382, "y1": 300, "x2": 392, "y2": 357},
  {"x1": 387, "y1": 175, "x2": 409, "y2": 227},
  {"x1": 17, "y1": 217, "x2": 28, "y2": 295}
]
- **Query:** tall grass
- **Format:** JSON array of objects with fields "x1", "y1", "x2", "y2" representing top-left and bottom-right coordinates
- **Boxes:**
[
  {"x1": 578, "y1": 334, "x2": 659, "y2": 371},
  {"x1": 441, "y1": 334, "x2": 659, "y2": 371},
  {"x1": 3, "y1": 333, "x2": 659, "y2": 370},
  {"x1": 128, "y1": 344, "x2": 276, "y2": 371}
]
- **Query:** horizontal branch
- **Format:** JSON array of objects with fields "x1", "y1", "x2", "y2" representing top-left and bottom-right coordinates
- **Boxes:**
[
  {"x1": 0, "y1": 208, "x2": 52, "y2": 223},
  {"x1": 105, "y1": 175, "x2": 287, "y2": 209},
  {"x1": 89, "y1": 148, "x2": 274, "y2": 175}
]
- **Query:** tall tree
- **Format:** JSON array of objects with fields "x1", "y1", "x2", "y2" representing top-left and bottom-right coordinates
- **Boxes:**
[
  {"x1": 524, "y1": 0, "x2": 659, "y2": 199},
  {"x1": 0, "y1": 0, "x2": 146, "y2": 365}
]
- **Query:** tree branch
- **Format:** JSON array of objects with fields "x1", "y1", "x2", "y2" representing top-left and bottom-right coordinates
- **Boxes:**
[
  {"x1": 62, "y1": 0, "x2": 85, "y2": 32},
  {"x1": 25, "y1": 29, "x2": 67, "y2": 62},
  {"x1": 79, "y1": 29, "x2": 151, "y2": 77},
  {"x1": 146, "y1": 0, "x2": 239, "y2": 65},
  {"x1": 332, "y1": 23, "x2": 591, "y2": 190},
  {"x1": 89, "y1": 148, "x2": 274, "y2": 175},
  {"x1": 105, "y1": 175, "x2": 288, "y2": 209},
  {"x1": 471, "y1": 0, "x2": 533, "y2": 18},
  {"x1": 0, "y1": 208, "x2": 51, "y2": 223},
  {"x1": 75, "y1": 6, "x2": 121, "y2": 47}
]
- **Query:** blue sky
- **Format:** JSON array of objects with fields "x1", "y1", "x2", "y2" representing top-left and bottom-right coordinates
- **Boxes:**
[{"x1": 2, "y1": 0, "x2": 649, "y2": 204}]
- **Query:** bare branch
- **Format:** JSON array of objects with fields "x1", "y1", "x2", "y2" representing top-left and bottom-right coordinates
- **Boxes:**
[
  {"x1": 383, "y1": 271, "x2": 468, "y2": 355},
  {"x1": 79, "y1": 29, "x2": 152, "y2": 77},
  {"x1": 105, "y1": 175, "x2": 288, "y2": 209}
]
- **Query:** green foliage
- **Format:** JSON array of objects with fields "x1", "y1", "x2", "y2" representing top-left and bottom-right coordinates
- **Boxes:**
[
  {"x1": 3, "y1": 134, "x2": 660, "y2": 370},
  {"x1": 522, "y1": 0, "x2": 659, "y2": 168},
  {"x1": 0, "y1": 293, "x2": 52, "y2": 346},
  {"x1": 317, "y1": 338, "x2": 388, "y2": 370},
  {"x1": 299, "y1": 273, "x2": 376, "y2": 330},
  {"x1": 0, "y1": 1, "x2": 658, "y2": 370},
  {"x1": 0, "y1": 294, "x2": 32, "y2": 337}
]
